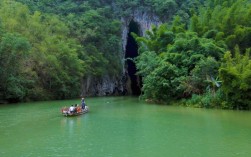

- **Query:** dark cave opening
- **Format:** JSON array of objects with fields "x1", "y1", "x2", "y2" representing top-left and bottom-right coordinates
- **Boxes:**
[{"x1": 125, "y1": 20, "x2": 142, "y2": 95}]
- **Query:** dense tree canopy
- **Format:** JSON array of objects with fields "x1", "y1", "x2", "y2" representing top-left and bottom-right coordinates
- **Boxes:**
[
  {"x1": 134, "y1": 0, "x2": 251, "y2": 109},
  {"x1": 0, "y1": 0, "x2": 84, "y2": 101},
  {"x1": 0, "y1": 0, "x2": 123, "y2": 102},
  {"x1": 219, "y1": 47, "x2": 251, "y2": 109}
]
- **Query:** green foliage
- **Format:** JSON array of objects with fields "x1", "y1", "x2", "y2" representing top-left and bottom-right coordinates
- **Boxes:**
[
  {"x1": 185, "y1": 89, "x2": 224, "y2": 108},
  {"x1": 1, "y1": 0, "x2": 251, "y2": 110},
  {"x1": 0, "y1": 0, "x2": 124, "y2": 102},
  {"x1": 142, "y1": 60, "x2": 182, "y2": 101},
  {"x1": 0, "y1": 33, "x2": 31, "y2": 102},
  {"x1": 145, "y1": 0, "x2": 178, "y2": 19},
  {"x1": 0, "y1": 0, "x2": 84, "y2": 101},
  {"x1": 69, "y1": 8, "x2": 122, "y2": 76},
  {"x1": 133, "y1": 0, "x2": 251, "y2": 110},
  {"x1": 134, "y1": 25, "x2": 225, "y2": 102},
  {"x1": 135, "y1": 51, "x2": 159, "y2": 77},
  {"x1": 184, "y1": 57, "x2": 220, "y2": 95},
  {"x1": 134, "y1": 24, "x2": 175, "y2": 54},
  {"x1": 219, "y1": 47, "x2": 251, "y2": 109},
  {"x1": 19, "y1": 0, "x2": 123, "y2": 76},
  {"x1": 189, "y1": 0, "x2": 251, "y2": 52}
]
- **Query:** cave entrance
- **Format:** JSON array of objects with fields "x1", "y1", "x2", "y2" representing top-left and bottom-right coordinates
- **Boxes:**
[{"x1": 125, "y1": 20, "x2": 142, "y2": 95}]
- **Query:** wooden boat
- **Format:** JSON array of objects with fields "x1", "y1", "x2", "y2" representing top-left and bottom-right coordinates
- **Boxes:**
[{"x1": 61, "y1": 106, "x2": 89, "y2": 117}]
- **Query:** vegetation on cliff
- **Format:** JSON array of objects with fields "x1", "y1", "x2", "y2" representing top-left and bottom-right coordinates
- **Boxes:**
[
  {"x1": 0, "y1": 0, "x2": 122, "y2": 102},
  {"x1": 0, "y1": 0, "x2": 195, "y2": 102},
  {"x1": 134, "y1": 0, "x2": 251, "y2": 109}
]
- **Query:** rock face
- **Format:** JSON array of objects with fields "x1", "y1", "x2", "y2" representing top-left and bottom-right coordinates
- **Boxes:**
[
  {"x1": 81, "y1": 75, "x2": 126, "y2": 97},
  {"x1": 121, "y1": 10, "x2": 161, "y2": 56},
  {"x1": 81, "y1": 10, "x2": 161, "y2": 97}
]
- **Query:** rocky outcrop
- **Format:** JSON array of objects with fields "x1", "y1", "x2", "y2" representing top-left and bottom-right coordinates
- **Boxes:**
[
  {"x1": 121, "y1": 10, "x2": 161, "y2": 57},
  {"x1": 81, "y1": 75, "x2": 126, "y2": 96},
  {"x1": 121, "y1": 10, "x2": 161, "y2": 73},
  {"x1": 81, "y1": 10, "x2": 161, "y2": 97}
]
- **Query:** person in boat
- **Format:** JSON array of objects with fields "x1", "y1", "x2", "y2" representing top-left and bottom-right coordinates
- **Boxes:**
[
  {"x1": 74, "y1": 104, "x2": 78, "y2": 112},
  {"x1": 69, "y1": 105, "x2": 75, "y2": 113},
  {"x1": 75, "y1": 104, "x2": 81, "y2": 113},
  {"x1": 77, "y1": 105, "x2": 81, "y2": 113},
  {"x1": 81, "y1": 98, "x2": 86, "y2": 109}
]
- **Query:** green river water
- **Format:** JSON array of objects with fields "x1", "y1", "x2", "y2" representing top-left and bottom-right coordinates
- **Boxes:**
[{"x1": 0, "y1": 96, "x2": 251, "y2": 157}]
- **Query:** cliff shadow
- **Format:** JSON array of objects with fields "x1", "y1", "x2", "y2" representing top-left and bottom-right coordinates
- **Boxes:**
[{"x1": 125, "y1": 20, "x2": 142, "y2": 96}]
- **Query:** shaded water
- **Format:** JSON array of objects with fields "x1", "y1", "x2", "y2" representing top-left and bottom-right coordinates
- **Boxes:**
[{"x1": 0, "y1": 97, "x2": 251, "y2": 157}]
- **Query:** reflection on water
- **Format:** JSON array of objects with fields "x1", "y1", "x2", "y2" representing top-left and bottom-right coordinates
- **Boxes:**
[
  {"x1": 60, "y1": 116, "x2": 83, "y2": 136},
  {"x1": 1, "y1": 97, "x2": 251, "y2": 157}
]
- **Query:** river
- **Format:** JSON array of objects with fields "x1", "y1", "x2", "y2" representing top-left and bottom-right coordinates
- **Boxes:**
[{"x1": 0, "y1": 96, "x2": 251, "y2": 157}]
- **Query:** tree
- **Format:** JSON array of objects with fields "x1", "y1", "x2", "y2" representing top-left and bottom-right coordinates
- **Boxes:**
[
  {"x1": 219, "y1": 47, "x2": 251, "y2": 109},
  {"x1": 0, "y1": 33, "x2": 31, "y2": 102}
]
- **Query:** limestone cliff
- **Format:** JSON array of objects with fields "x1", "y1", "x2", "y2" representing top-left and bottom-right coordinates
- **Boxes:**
[{"x1": 81, "y1": 10, "x2": 161, "y2": 97}]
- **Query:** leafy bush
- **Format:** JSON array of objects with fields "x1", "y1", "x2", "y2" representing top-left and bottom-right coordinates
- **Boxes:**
[
  {"x1": 219, "y1": 47, "x2": 251, "y2": 109},
  {"x1": 185, "y1": 89, "x2": 225, "y2": 109}
]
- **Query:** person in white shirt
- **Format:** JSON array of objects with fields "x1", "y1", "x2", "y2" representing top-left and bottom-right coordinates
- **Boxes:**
[{"x1": 69, "y1": 105, "x2": 75, "y2": 113}]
